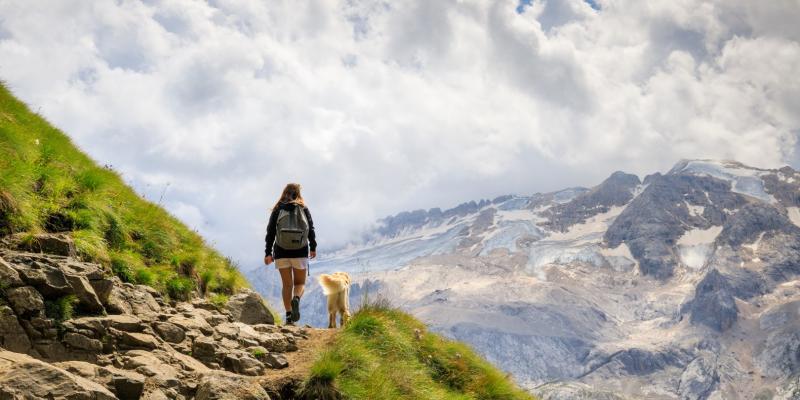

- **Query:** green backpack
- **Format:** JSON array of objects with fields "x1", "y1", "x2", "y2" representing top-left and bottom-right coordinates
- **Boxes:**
[{"x1": 276, "y1": 205, "x2": 309, "y2": 250}]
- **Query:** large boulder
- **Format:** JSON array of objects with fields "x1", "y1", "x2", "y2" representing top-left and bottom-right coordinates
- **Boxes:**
[
  {"x1": 225, "y1": 290, "x2": 275, "y2": 325},
  {"x1": 195, "y1": 371, "x2": 270, "y2": 400},
  {"x1": 0, "y1": 305, "x2": 31, "y2": 353},
  {"x1": 10, "y1": 256, "x2": 72, "y2": 296},
  {"x1": 63, "y1": 332, "x2": 104, "y2": 352},
  {"x1": 106, "y1": 283, "x2": 161, "y2": 316},
  {"x1": 65, "y1": 274, "x2": 105, "y2": 313},
  {"x1": 8, "y1": 233, "x2": 77, "y2": 257},
  {"x1": 56, "y1": 360, "x2": 147, "y2": 400},
  {"x1": 0, "y1": 257, "x2": 23, "y2": 286},
  {"x1": 153, "y1": 321, "x2": 185, "y2": 343},
  {"x1": 5, "y1": 285, "x2": 44, "y2": 317},
  {"x1": 0, "y1": 350, "x2": 116, "y2": 399}
]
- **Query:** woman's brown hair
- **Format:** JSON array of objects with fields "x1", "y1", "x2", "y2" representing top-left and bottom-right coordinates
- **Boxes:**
[{"x1": 273, "y1": 183, "x2": 306, "y2": 209}]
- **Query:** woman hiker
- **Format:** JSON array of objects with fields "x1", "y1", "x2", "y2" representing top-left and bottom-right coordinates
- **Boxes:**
[{"x1": 264, "y1": 183, "x2": 317, "y2": 325}]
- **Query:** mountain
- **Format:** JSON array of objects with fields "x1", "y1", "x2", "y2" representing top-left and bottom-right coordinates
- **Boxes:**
[
  {"x1": 267, "y1": 159, "x2": 800, "y2": 399},
  {"x1": 0, "y1": 84, "x2": 534, "y2": 400}
]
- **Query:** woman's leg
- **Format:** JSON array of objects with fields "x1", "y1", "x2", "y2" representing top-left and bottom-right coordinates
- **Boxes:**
[
  {"x1": 278, "y1": 267, "x2": 294, "y2": 312},
  {"x1": 292, "y1": 265, "x2": 307, "y2": 298}
]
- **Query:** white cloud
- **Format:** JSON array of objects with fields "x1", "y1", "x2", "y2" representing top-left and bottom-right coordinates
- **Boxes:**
[{"x1": 0, "y1": 0, "x2": 798, "y2": 266}]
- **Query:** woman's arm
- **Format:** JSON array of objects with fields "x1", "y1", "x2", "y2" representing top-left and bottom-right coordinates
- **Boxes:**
[
  {"x1": 304, "y1": 207, "x2": 317, "y2": 258},
  {"x1": 264, "y1": 208, "x2": 279, "y2": 261}
]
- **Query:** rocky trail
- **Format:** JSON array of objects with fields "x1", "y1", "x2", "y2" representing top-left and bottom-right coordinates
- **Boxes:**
[
  {"x1": 0, "y1": 232, "x2": 336, "y2": 400},
  {"x1": 259, "y1": 328, "x2": 337, "y2": 398}
]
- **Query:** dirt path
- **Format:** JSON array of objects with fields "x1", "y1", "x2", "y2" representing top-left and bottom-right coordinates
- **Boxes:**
[{"x1": 259, "y1": 327, "x2": 338, "y2": 398}]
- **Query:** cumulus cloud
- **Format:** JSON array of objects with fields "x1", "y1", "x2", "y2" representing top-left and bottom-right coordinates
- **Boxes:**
[{"x1": 0, "y1": 0, "x2": 798, "y2": 266}]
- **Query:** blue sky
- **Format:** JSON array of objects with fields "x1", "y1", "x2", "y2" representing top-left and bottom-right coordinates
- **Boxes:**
[{"x1": 0, "y1": 0, "x2": 798, "y2": 266}]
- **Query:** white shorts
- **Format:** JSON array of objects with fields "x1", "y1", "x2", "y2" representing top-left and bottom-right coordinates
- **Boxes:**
[{"x1": 275, "y1": 257, "x2": 308, "y2": 270}]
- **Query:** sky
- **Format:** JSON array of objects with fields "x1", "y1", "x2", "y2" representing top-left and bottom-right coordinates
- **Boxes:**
[{"x1": 0, "y1": 0, "x2": 799, "y2": 266}]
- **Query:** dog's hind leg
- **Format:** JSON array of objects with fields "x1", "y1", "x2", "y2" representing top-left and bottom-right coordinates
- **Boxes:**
[
  {"x1": 327, "y1": 293, "x2": 337, "y2": 328},
  {"x1": 339, "y1": 288, "x2": 351, "y2": 326},
  {"x1": 328, "y1": 312, "x2": 336, "y2": 329}
]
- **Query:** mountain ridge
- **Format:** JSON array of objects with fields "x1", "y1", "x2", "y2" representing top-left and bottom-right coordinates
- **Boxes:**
[{"x1": 282, "y1": 158, "x2": 800, "y2": 399}]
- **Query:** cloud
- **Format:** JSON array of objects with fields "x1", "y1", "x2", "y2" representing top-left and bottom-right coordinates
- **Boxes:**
[{"x1": 0, "y1": 0, "x2": 798, "y2": 266}]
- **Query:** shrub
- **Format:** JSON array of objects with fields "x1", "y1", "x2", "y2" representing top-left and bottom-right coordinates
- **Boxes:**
[
  {"x1": 165, "y1": 276, "x2": 195, "y2": 301},
  {"x1": 110, "y1": 256, "x2": 135, "y2": 283},
  {"x1": 45, "y1": 295, "x2": 78, "y2": 323},
  {"x1": 250, "y1": 347, "x2": 266, "y2": 358},
  {"x1": 134, "y1": 268, "x2": 154, "y2": 286},
  {"x1": 209, "y1": 293, "x2": 229, "y2": 309}
]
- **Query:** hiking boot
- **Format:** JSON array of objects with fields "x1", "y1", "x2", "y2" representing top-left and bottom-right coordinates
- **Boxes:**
[{"x1": 291, "y1": 296, "x2": 301, "y2": 322}]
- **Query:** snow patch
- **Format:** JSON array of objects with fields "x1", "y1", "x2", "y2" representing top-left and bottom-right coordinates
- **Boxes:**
[
  {"x1": 788, "y1": 207, "x2": 800, "y2": 228},
  {"x1": 686, "y1": 202, "x2": 705, "y2": 218},
  {"x1": 677, "y1": 226, "x2": 723, "y2": 246},
  {"x1": 600, "y1": 243, "x2": 637, "y2": 272},
  {"x1": 677, "y1": 226, "x2": 722, "y2": 269},
  {"x1": 678, "y1": 160, "x2": 776, "y2": 204},
  {"x1": 546, "y1": 206, "x2": 625, "y2": 242}
]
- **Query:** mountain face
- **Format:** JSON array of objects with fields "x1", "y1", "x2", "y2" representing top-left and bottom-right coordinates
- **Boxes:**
[{"x1": 246, "y1": 159, "x2": 800, "y2": 399}]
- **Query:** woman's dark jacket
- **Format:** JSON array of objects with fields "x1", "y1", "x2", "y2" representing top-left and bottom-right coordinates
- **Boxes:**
[{"x1": 264, "y1": 202, "x2": 317, "y2": 259}]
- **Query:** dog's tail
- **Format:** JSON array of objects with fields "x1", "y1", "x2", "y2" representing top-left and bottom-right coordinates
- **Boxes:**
[{"x1": 317, "y1": 273, "x2": 348, "y2": 295}]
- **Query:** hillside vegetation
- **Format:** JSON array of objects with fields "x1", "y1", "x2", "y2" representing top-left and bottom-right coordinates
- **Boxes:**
[
  {"x1": 303, "y1": 303, "x2": 535, "y2": 400},
  {"x1": 0, "y1": 83, "x2": 247, "y2": 300}
]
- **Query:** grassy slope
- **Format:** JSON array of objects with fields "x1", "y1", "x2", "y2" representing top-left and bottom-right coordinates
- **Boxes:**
[
  {"x1": 0, "y1": 83, "x2": 247, "y2": 301},
  {"x1": 303, "y1": 305, "x2": 535, "y2": 400}
]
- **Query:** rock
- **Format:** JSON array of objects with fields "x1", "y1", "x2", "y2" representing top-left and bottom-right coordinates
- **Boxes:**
[
  {"x1": 679, "y1": 353, "x2": 720, "y2": 400},
  {"x1": 65, "y1": 273, "x2": 106, "y2": 313},
  {"x1": 112, "y1": 374, "x2": 146, "y2": 400},
  {"x1": 716, "y1": 204, "x2": 798, "y2": 248},
  {"x1": 756, "y1": 330, "x2": 800, "y2": 378},
  {"x1": 122, "y1": 350, "x2": 179, "y2": 380},
  {"x1": 5, "y1": 285, "x2": 44, "y2": 317},
  {"x1": 13, "y1": 259, "x2": 72, "y2": 296},
  {"x1": 192, "y1": 298, "x2": 220, "y2": 311},
  {"x1": 192, "y1": 335, "x2": 219, "y2": 361},
  {"x1": 11, "y1": 233, "x2": 77, "y2": 257},
  {"x1": 207, "y1": 313, "x2": 230, "y2": 326},
  {"x1": 107, "y1": 284, "x2": 161, "y2": 317},
  {"x1": 168, "y1": 314, "x2": 213, "y2": 336},
  {"x1": 89, "y1": 278, "x2": 115, "y2": 305},
  {"x1": 104, "y1": 314, "x2": 145, "y2": 332},
  {"x1": 63, "y1": 332, "x2": 104, "y2": 352},
  {"x1": 0, "y1": 305, "x2": 31, "y2": 353},
  {"x1": 687, "y1": 269, "x2": 738, "y2": 332},
  {"x1": 195, "y1": 371, "x2": 270, "y2": 400},
  {"x1": 0, "y1": 350, "x2": 116, "y2": 399},
  {"x1": 116, "y1": 330, "x2": 160, "y2": 350},
  {"x1": 153, "y1": 321, "x2": 185, "y2": 343},
  {"x1": 0, "y1": 256, "x2": 23, "y2": 286},
  {"x1": 33, "y1": 340, "x2": 70, "y2": 360},
  {"x1": 214, "y1": 322, "x2": 293, "y2": 352},
  {"x1": 263, "y1": 353, "x2": 288, "y2": 369},
  {"x1": 56, "y1": 360, "x2": 146, "y2": 400},
  {"x1": 222, "y1": 350, "x2": 265, "y2": 375},
  {"x1": 225, "y1": 289, "x2": 275, "y2": 325}
]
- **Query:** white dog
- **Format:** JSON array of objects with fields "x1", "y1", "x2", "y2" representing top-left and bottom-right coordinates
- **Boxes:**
[{"x1": 317, "y1": 272, "x2": 351, "y2": 328}]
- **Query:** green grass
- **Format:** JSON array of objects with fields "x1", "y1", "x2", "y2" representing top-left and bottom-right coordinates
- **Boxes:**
[
  {"x1": 0, "y1": 83, "x2": 249, "y2": 300},
  {"x1": 302, "y1": 305, "x2": 535, "y2": 400},
  {"x1": 45, "y1": 294, "x2": 79, "y2": 324}
]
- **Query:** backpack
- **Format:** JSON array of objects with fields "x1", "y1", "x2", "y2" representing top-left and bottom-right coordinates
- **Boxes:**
[{"x1": 275, "y1": 204, "x2": 309, "y2": 250}]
